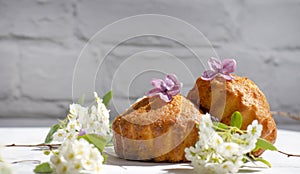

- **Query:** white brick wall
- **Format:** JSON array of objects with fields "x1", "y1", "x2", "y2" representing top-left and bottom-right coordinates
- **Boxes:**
[{"x1": 0, "y1": 0, "x2": 300, "y2": 126}]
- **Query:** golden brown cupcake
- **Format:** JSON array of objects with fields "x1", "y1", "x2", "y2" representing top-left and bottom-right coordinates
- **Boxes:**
[
  {"x1": 112, "y1": 95, "x2": 202, "y2": 162},
  {"x1": 112, "y1": 74, "x2": 202, "y2": 162},
  {"x1": 187, "y1": 58, "x2": 277, "y2": 156}
]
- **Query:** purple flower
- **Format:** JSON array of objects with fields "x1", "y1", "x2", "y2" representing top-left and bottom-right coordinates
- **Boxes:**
[
  {"x1": 146, "y1": 74, "x2": 183, "y2": 102},
  {"x1": 78, "y1": 129, "x2": 86, "y2": 136},
  {"x1": 201, "y1": 57, "x2": 236, "y2": 81}
]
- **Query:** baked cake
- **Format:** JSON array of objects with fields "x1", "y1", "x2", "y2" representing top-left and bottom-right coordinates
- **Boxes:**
[
  {"x1": 112, "y1": 74, "x2": 202, "y2": 162},
  {"x1": 187, "y1": 58, "x2": 277, "y2": 156},
  {"x1": 112, "y1": 95, "x2": 202, "y2": 162}
]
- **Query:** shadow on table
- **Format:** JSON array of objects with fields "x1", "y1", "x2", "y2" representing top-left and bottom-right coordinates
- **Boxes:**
[
  {"x1": 162, "y1": 168, "x2": 194, "y2": 174},
  {"x1": 104, "y1": 146, "x2": 182, "y2": 166},
  {"x1": 105, "y1": 152, "x2": 187, "y2": 167},
  {"x1": 162, "y1": 166, "x2": 264, "y2": 174}
]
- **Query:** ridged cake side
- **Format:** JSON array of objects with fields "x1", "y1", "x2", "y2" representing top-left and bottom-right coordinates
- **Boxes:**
[{"x1": 112, "y1": 94, "x2": 202, "y2": 162}]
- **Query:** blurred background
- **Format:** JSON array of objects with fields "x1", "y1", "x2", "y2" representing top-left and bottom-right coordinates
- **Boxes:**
[{"x1": 0, "y1": 0, "x2": 299, "y2": 129}]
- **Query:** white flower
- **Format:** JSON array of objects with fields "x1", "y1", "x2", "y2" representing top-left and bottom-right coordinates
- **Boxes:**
[
  {"x1": 221, "y1": 160, "x2": 239, "y2": 173},
  {"x1": 53, "y1": 129, "x2": 67, "y2": 142},
  {"x1": 212, "y1": 133, "x2": 224, "y2": 150},
  {"x1": 50, "y1": 138, "x2": 103, "y2": 174},
  {"x1": 82, "y1": 92, "x2": 111, "y2": 137},
  {"x1": 219, "y1": 142, "x2": 240, "y2": 158},
  {"x1": 69, "y1": 104, "x2": 88, "y2": 121},
  {"x1": 204, "y1": 163, "x2": 223, "y2": 174},
  {"x1": 235, "y1": 134, "x2": 253, "y2": 154},
  {"x1": 247, "y1": 139, "x2": 258, "y2": 152},
  {"x1": 65, "y1": 132, "x2": 78, "y2": 141},
  {"x1": 66, "y1": 120, "x2": 82, "y2": 132},
  {"x1": 94, "y1": 92, "x2": 100, "y2": 101},
  {"x1": 50, "y1": 154, "x2": 61, "y2": 166},
  {"x1": 247, "y1": 120, "x2": 262, "y2": 138},
  {"x1": 198, "y1": 113, "x2": 215, "y2": 146},
  {"x1": 200, "y1": 113, "x2": 213, "y2": 129}
]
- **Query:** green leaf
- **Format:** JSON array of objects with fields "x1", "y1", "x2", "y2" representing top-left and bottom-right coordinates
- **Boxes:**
[
  {"x1": 230, "y1": 111, "x2": 242, "y2": 129},
  {"x1": 34, "y1": 162, "x2": 52, "y2": 173},
  {"x1": 254, "y1": 157, "x2": 272, "y2": 168},
  {"x1": 43, "y1": 150, "x2": 51, "y2": 156},
  {"x1": 79, "y1": 134, "x2": 107, "y2": 153},
  {"x1": 77, "y1": 94, "x2": 86, "y2": 105},
  {"x1": 44, "y1": 124, "x2": 60, "y2": 144},
  {"x1": 103, "y1": 154, "x2": 108, "y2": 163},
  {"x1": 255, "y1": 138, "x2": 278, "y2": 151},
  {"x1": 102, "y1": 91, "x2": 113, "y2": 107}
]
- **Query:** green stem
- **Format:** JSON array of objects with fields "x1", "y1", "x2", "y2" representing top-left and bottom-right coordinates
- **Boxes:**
[{"x1": 212, "y1": 125, "x2": 227, "y2": 132}]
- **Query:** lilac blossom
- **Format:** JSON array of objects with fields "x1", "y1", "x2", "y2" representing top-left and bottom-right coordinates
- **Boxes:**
[
  {"x1": 146, "y1": 74, "x2": 182, "y2": 102},
  {"x1": 78, "y1": 129, "x2": 86, "y2": 136},
  {"x1": 201, "y1": 57, "x2": 236, "y2": 81}
]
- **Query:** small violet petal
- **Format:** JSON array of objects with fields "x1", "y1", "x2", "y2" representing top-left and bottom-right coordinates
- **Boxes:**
[
  {"x1": 78, "y1": 129, "x2": 86, "y2": 136},
  {"x1": 158, "y1": 92, "x2": 172, "y2": 102},
  {"x1": 164, "y1": 77, "x2": 175, "y2": 90},
  {"x1": 146, "y1": 88, "x2": 162, "y2": 96},
  {"x1": 208, "y1": 57, "x2": 222, "y2": 71},
  {"x1": 151, "y1": 79, "x2": 165, "y2": 90},
  {"x1": 201, "y1": 70, "x2": 218, "y2": 81},
  {"x1": 222, "y1": 59, "x2": 236, "y2": 74},
  {"x1": 220, "y1": 73, "x2": 235, "y2": 80},
  {"x1": 167, "y1": 86, "x2": 180, "y2": 96},
  {"x1": 166, "y1": 74, "x2": 181, "y2": 86}
]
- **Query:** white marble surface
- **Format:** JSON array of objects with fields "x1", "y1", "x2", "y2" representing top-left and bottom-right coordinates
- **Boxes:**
[{"x1": 1, "y1": 128, "x2": 300, "y2": 174}]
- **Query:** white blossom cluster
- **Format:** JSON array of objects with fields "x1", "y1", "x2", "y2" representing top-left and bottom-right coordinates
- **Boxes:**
[
  {"x1": 53, "y1": 92, "x2": 111, "y2": 142},
  {"x1": 50, "y1": 138, "x2": 103, "y2": 174},
  {"x1": 185, "y1": 113, "x2": 262, "y2": 174},
  {"x1": 48, "y1": 92, "x2": 110, "y2": 174}
]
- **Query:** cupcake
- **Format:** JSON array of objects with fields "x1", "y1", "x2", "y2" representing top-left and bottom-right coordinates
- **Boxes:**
[
  {"x1": 187, "y1": 57, "x2": 277, "y2": 156},
  {"x1": 112, "y1": 74, "x2": 202, "y2": 162}
]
